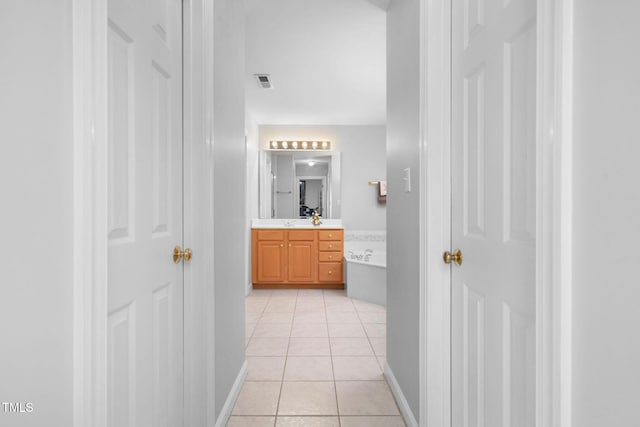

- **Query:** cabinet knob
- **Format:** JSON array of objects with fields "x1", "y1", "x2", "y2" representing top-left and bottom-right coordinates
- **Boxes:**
[
  {"x1": 289, "y1": 243, "x2": 292, "y2": 247},
  {"x1": 329, "y1": 234, "x2": 333, "y2": 238},
  {"x1": 328, "y1": 270, "x2": 333, "y2": 275},
  {"x1": 328, "y1": 256, "x2": 332, "y2": 259},
  {"x1": 280, "y1": 244, "x2": 284, "y2": 247},
  {"x1": 329, "y1": 244, "x2": 333, "y2": 249}
]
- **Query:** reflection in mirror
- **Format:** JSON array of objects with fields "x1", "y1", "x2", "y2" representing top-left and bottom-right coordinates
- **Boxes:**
[{"x1": 259, "y1": 151, "x2": 341, "y2": 219}]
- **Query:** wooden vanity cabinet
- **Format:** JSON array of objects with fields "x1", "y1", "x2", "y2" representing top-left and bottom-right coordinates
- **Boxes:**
[
  {"x1": 286, "y1": 230, "x2": 316, "y2": 283},
  {"x1": 253, "y1": 230, "x2": 286, "y2": 283},
  {"x1": 252, "y1": 228, "x2": 344, "y2": 288},
  {"x1": 318, "y1": 229, "x2": 344, "y2": 283}
]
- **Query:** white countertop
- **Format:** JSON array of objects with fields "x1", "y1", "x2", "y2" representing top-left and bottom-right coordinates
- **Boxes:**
[{"x1": 251, "y1": 218, "x2": 343, "y2": 229}]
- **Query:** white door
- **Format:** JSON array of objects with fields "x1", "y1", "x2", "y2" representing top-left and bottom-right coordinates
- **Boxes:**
[
  {"x1": 450, "y1": 0, "x2": 536, "y2": 425},
  {"x1": 107, "y1": 0, "x2": 184, "y2": 426}
]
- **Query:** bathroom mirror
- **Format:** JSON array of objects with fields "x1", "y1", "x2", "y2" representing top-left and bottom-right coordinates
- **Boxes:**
[{"x1": 259, "y1": 150, "x2": 341, "y2": 219}]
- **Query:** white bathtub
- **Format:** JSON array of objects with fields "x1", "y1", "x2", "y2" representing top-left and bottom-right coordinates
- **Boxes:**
[{"x1": 343, "y1": 235, "x2": 386, "y2": 306}]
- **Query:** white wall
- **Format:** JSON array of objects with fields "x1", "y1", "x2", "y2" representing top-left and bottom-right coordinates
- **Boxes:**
[
  {"x1": 213, "y1": 0, "x2": 247, "y2": 419},
  {"x1": 259, "y1": 125, "x2": 386, "y2": 230},
  {"x1": 386, "y1": 0, "x2": 421, "y2": 420},
  {"x1": 572, "y1": 1, "x2": 640, "y2": 425},
  {"x1": 0, "y1": 2, "x2": 74, "y2": 426}
]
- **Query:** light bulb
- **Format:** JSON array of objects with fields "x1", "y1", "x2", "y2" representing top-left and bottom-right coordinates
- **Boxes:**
[
  {"x1": 291, "y1": 141, "x2": 298, "y2": 149},
  {"x1": 312, "y1": 141, "x2": 318, "y2": 149},
  {"x1": 301, "y1": 141, "x2": 308, "y2": 149},
  {"x1": 322, "y1": 141, "x2": 329, "y2": 149},
  {"x1": 271, "y1": 141, "x2": 278, "y2": 149},
  {"x1": 282, "y1": 141, "x2": 288, "y2": 149}
]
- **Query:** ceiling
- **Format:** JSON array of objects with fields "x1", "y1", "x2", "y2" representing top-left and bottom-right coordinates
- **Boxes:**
[{"x1": 245, "y1": 0, "x2": 388, "y2": 126}]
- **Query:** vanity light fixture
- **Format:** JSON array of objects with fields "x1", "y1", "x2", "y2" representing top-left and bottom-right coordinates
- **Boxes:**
[{"x1": 267, "y1": 140, "x2": 332, "y2": 151}]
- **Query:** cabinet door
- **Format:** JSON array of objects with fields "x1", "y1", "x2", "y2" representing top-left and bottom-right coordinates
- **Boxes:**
[
  {"x1": 288, "y1": 240, "x2": 316, "y2": 282},
  {"x1": 257, "y1": 241, "x2": 286, "y2": 282}
]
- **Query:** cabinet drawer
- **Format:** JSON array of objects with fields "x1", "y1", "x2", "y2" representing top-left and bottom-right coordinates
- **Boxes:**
[
  {"x1": 318, "y1": 230, "x2": 343, "y2": 241},
  {"x1": 257, "y1": 230, "x2": 285, "y2": 241},
  {"x1": 318, "y1": 262, "x2": 343, "y2": 282},
  {"x1": 319, "y1": 241, "x2": 342, "y2": 251},
  {"x1": 288, "y1": 230, "x2": 315, "y2": 241},
  {"x1": 319, "y1": 252, "x2": 343, "y2": 262}
]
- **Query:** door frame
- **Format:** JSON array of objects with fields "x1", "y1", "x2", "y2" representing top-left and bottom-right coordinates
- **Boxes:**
[
  {"x1": 72, "y1": 1, "x2": 216, "y2": 426},
  {"x1": 297, "y1": 176, "x2": 328, "y2": 217},
  {"x1": 418, "y1": 0, "x2": 574, "y2": 426}
]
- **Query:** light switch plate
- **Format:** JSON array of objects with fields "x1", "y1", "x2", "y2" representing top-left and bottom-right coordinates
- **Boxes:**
[{"x1": 403, "y1": 167, "x2": 411, "y2": 192}]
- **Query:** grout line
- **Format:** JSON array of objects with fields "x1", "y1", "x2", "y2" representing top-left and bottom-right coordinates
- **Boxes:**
[{"x1": 323, "y1": 289, "x2": 342, "y2": 427}]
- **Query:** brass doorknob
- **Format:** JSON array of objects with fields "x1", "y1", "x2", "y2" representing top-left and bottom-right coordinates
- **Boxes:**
[
  {"x1": 173, "y1": 246, "x2": 193, "y2": 264},
  {"x1": 443, "y1": 249, "x2": 463, "y2": 266}
]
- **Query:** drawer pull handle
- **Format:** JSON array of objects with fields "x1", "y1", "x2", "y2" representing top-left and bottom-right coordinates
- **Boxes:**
[
  {"x1": 328, "y1": 270, "x2": 332, "y2": 275},
  {"x1": 329, "y1": 234, "x2": 333, "y2": 238},
  {"x1": 329, "y1": 245, "x2": 333, "y2": 248},
  {"x1": 280, "y1": 244, "x2": 284, "y2": 247},
  {"x1": 328, "y1": 256, "x2": 332, "y2": 259}
]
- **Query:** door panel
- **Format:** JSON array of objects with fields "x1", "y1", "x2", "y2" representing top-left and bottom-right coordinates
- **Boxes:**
[
  {"x1": 288, "y1": 241, "x2": 316, "y2": 282},
  {"x1": 107, "y1": 0, "x2": 183, "y2": 426},
  {"x1": 451, "y1": 0, "x2": 536, "y2": 425}
]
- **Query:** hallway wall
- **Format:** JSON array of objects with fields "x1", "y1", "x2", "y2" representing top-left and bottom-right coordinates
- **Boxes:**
[
  {"x1": 386, "y1": 0, "x2": 421, "y2": 421},
  {"x1": 572, "y1": 1, "x2": 640, "y2": 425},
  {"x1": 0, "y1": 2, "x2": 74, "y2": 426},
  {"x1": 213, "y1": 0, "x2": 247, "y2": 419}
]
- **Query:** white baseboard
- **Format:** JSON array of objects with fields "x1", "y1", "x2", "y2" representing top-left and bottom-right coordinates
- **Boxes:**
[
  {"x1": 385, "y1": 362, "x2": 419, "y2": 427},
  {"x1": 214, "y1": 360, "x2": 247, "y2": 427}
]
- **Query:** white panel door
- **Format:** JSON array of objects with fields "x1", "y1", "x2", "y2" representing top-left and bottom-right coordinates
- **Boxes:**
[
  {"x1": 107, "y1": 0, "x2": 183, "y2": 426},
  {"x1": 451, "y1": 0, "x2": 536, "y2": 426}
]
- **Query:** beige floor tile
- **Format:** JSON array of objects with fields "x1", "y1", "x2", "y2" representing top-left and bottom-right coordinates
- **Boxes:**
[
  {"x1": 246, "y1": 322, "x2": 257, "y2": 338},
  {"x1": 352, "y1": 300, "x2": 385, "y2": 313},
  {"x1": 278, "y1": 382, "x2": 338, "y2": 416},
  {"x1": 246, "y1": 357, "x2": 286, "y2": 381},
  {"x1": 362, "y1": 323, "x2": 386, "y2": 338},
  {"x1": 246, "y1": 300, "x2": 268, "y2": 314},
  {"x1": 284, "y1": 356, "x2": 334, "y2": 381},
  {"x1": 323, "y1": 289, "x2": 347, "y2": 298},
  {"x1": 248, "y1": 289, "x2": 274, "y2": 298},
  {"x1": 356, "y1": 311, "x2": 386, "y2": 324},
  {"x1": 271, "y1": 289, "x2": 299, "y2": 297},
  {"x1": 296, "y1": 289, "x2": 325, "y2": 299},
  {"x1": 260, "y1": 312, "x2": 294, "y2": 323},
  {"x1": 325, "y1": 311, "x2": 360, "y2": 323},
  {"x1": 264, "y1": 298, "x2": 296, "y2": 313},
  {"x1": 324, "y1": 300, "x2": 356, "y2": 312},
  {"x1": 294, "y1": 311, "x2": 327, "y2": 323},
  {"x1": 290, "y1": 322, "x2": 329, "y2": 338},
  {"x1": 369, "y1": 338, "x2": 386, "y2": 356},
  {"x1": 246, "y1": 311, "x2": 262, "y2": 324},
  {"x1": 246, "y1": 338, "x2": 289, "y2": 356},
  {"x1": 226, "y1": 416, "x2": 276, "y2": 427},
  {"x1": 340, "y1": 416, "x2": 406, "y2": 427},
  {"x1": 252, "y1": 322, "x2": 292, "y2": 338},
  {"x1": 330, "y1": 338, "x2": 374, "y2": 356},
  {"x1": 332, "y1": 356, "x2": 383, "y2": 381},
  {"x1": 335, "y1": 381, "x2": 400, "y2": 415},
  {"x1": 276, "y1": 416, "x2": 340, "y2": 426},
  {"x1": 232, "y1": 381, "x2": 281, "y2": 415},
  {"x1": 288, "y1": 337, "x2": 331, "y2": 356},
  {"x1": 328, "y1": 323, "x2": 366, "y2": 338},
  {"x1": 295, "y1": 301, "x2": 326, "y2": 312}
]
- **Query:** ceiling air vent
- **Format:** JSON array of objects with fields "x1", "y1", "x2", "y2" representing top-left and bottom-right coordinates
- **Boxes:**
[{"x1": 254, "y1": 74, "x2": 272, "y2": 89}]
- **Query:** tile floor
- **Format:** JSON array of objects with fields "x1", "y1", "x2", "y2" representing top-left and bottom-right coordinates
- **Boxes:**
[{"x1": 228, "y1": 289, "x2": 406, "y2": 427}]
